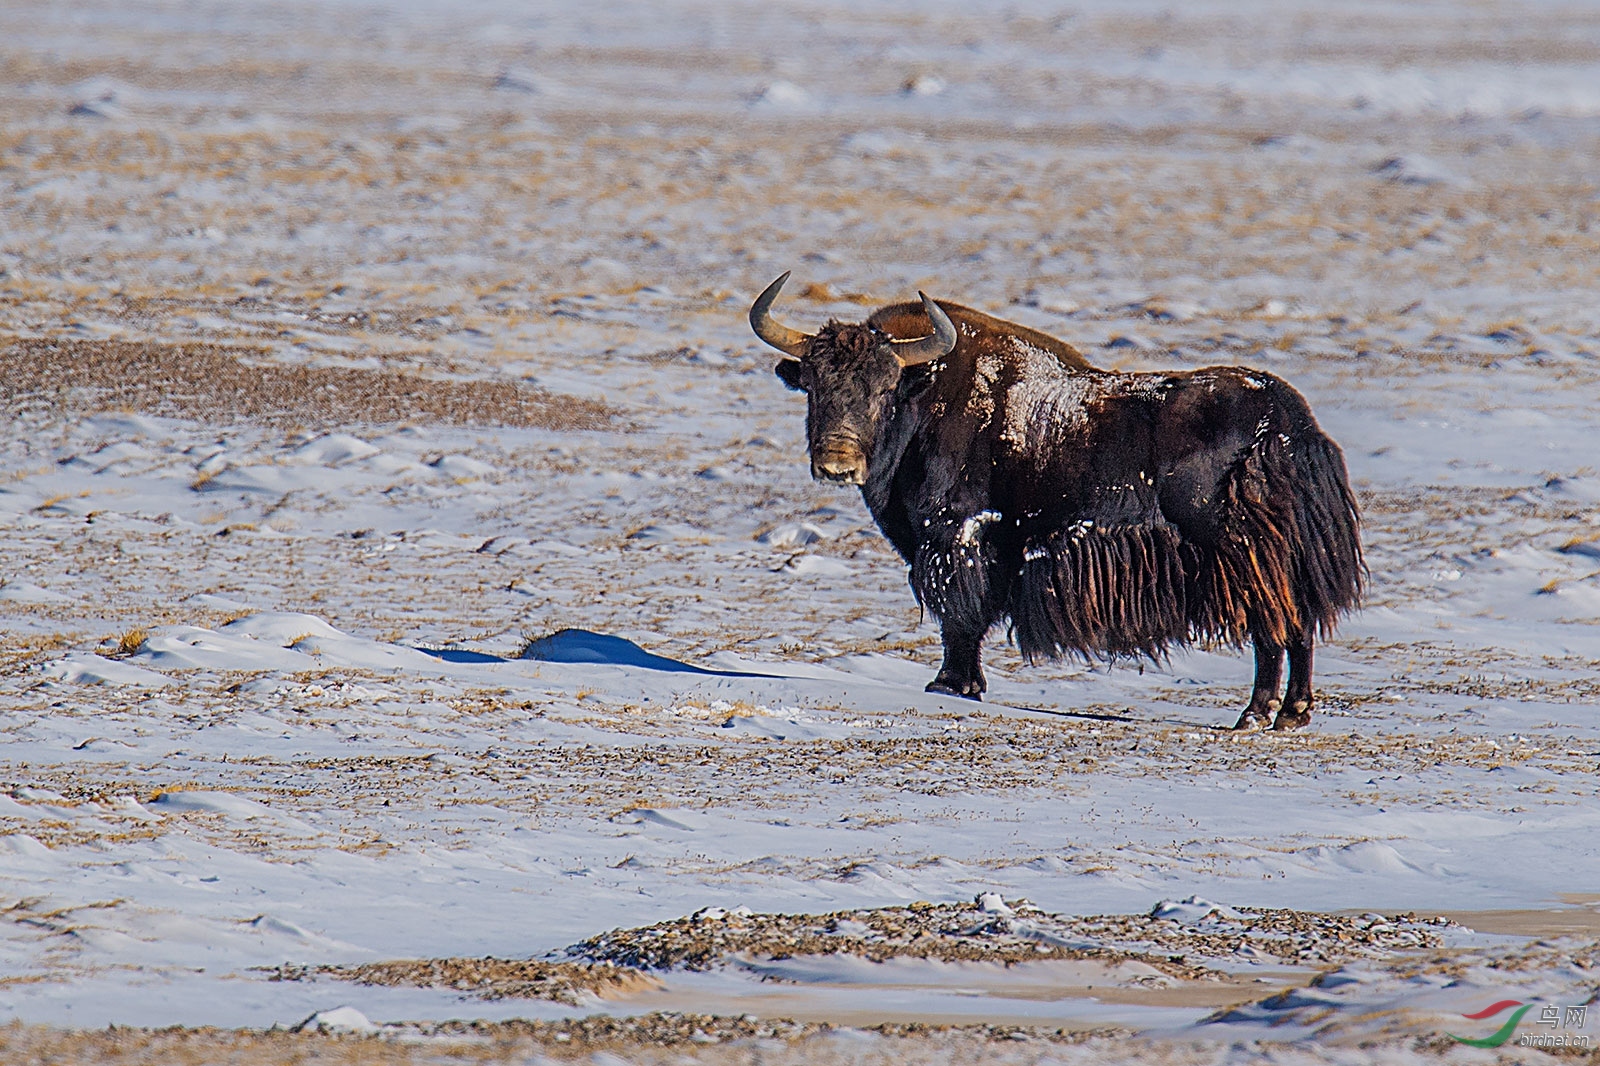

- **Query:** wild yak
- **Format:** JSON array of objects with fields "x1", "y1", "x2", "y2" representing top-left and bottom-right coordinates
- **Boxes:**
[{"x1": 751, "y1": 272, "x2": 1363, "y2": 731}]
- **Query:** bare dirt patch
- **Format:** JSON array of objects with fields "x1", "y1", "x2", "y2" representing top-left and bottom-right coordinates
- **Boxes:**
[{"x1": 0, "y1": 336, "x2": 616, "y2": 430}]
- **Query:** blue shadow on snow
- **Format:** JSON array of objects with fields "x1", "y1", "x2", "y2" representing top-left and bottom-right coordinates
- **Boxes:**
[{"x1": 418, "y1": 628, "x2": 765, "y2": 677}]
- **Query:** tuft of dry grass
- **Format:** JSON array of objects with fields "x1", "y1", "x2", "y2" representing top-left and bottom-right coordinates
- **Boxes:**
[{"x1": 111, "y1": 627, "x2": 149, "y2": 658}]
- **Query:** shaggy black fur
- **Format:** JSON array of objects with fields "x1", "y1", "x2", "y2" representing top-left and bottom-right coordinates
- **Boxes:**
[{"x1": 771, "y1": 298, "x2": 1363, "y2": 730}]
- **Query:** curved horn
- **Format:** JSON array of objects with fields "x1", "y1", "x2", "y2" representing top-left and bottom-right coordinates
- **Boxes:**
[
  {"x1": 749, "y1": 271, "x2": 812, "y2": 357},
  {"x1": 890, "y1": 292, "x2": 958, "y2": 366}
]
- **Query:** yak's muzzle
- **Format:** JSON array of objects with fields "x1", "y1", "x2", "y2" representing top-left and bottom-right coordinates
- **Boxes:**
[{"x1": 811, "y1": 439, "x2": 867, "y2": 485}]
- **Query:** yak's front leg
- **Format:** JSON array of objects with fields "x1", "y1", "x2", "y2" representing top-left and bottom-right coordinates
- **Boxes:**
[
  {"x1": 1233, "y1": 634, "x2": 1284, "y2": 730},
  {"x1": 1271, "y1": 637, "x2": 1315, "y2": 730},
  {"x1": 927, "y1": 625, "x2": 987, "y2": 699},
  {"x1": 911, "y1": 511, "x2": 997, "y2": 701}
]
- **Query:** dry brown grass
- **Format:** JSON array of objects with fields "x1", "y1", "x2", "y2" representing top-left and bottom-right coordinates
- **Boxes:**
[
  {"x1": 265, "y1": 957, "x2": 660, "y2": 1004},
  {"x1": 0, "y1": 631, "x2": 77, "y2": 673},
  {"x1": 0, "y1": 337, "x2": 616, "y2": 431},
  {"x1": 0, "y1": 1015, "x2": 1139, "y2": 1065}
]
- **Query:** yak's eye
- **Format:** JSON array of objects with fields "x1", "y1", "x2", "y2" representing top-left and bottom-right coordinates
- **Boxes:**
[{"x1": 896, "y1": 368, "x2": 934, "y2": 401}]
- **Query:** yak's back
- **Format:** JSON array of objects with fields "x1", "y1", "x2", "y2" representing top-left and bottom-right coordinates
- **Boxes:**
[{"x1": 869, "y1": 301, "x2": 1093, "y2": 371}]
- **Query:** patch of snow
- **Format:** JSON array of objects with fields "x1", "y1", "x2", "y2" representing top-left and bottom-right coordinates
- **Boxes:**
[{"x1": 292, "y1": 1006, "x2": 378, "y2": 1033}]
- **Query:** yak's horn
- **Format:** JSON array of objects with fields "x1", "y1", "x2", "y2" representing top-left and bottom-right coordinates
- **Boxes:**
[
  {"x1": 890, "y1": 292, "x2": 958, "y2": 366},
  {"x1": 749, "y1": 271, "x2": 811, "y2": 357}
]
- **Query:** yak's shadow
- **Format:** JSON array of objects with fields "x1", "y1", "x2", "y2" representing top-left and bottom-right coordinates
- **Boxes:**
[
  {"x1": 418, "y1": 628, "x2": 765, "y2": 677},
  {"x1": 419, "y1": 630, "x2": 1199, "y2": 728}
]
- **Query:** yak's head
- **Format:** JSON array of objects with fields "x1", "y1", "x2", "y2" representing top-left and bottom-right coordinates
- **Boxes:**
[{"x1": 750, "y1": 272, "x2": 956, "y2": 485}]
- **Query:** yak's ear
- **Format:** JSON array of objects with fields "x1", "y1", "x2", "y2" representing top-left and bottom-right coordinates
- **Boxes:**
[
  {"x1": 775, "y1": 359, "x2": 804, "y2": 391},
  {"x1": 896, "y1": 361, "x2": 936, "y2": 401}
]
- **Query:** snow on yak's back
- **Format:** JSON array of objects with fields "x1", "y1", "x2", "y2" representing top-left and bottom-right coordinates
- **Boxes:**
[{"x1": 751, "y1": 273, "x2": 1364, "y2": 731}]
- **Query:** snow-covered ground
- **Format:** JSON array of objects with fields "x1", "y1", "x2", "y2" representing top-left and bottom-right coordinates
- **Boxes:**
[{"x1": 3, "y1": 0, "x2": 1600, "y2": 1060}]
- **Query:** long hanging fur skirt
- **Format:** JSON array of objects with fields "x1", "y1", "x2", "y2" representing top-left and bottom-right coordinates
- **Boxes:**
[{"x1": 1010, "y1": 430, "x2": 1364, "y2": 662}]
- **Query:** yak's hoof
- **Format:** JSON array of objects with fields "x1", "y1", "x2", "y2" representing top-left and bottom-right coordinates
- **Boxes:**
[
  {"x1": 927, "y1": 678, "x2": 984, "y2": 701},
  {"x1": 1272, "y1": 702, "x2": 1312, "y2": 731},
  {"x1": 1232, "y1": 698, "x2": 1278, "y2": 732}
]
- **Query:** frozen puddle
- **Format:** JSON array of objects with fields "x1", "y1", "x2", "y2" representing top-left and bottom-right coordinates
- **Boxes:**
[{"x1": 586, "y1": 955, "x2": 1286, "y2": 1030}]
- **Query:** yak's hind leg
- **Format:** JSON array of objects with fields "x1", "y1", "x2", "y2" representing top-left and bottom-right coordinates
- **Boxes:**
[
  {"x1": 1271, "y1": 637, "x2": 1315, "y2": 730},
  {"x1": 927, "y1": 625, "x2": 986, "y2": 700},
  {"x1": 1234, "y1": 632, "x2": 1284, "y2": 730}
]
